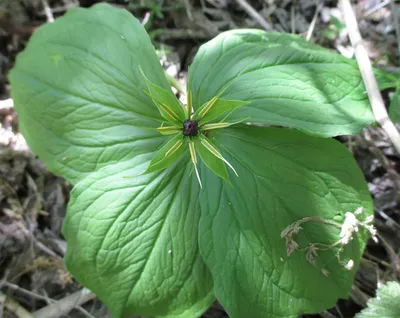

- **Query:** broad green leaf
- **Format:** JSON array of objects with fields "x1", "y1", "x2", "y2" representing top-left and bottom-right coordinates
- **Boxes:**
[
  {"x1": 389, "y1": 88, "x2": 400, "y2": 123},
  {"x1": 189, "y1": 30, "x2": 374, "y2": 137},
  {"x1": 9, "y1": 3, "x2": 169, "y2": 183},
  {"x1": 356, "y1": 281, "x2": 400, "y2": 318},
  {"x1": 374, "y1": 67, "x2": 399, "y2": 90},
  {"x1": 141, "y1": 70, "x2": 187, "y2": 125},
  {"x1": 63, "y1": 156, "x2": 214, "y2": 318},
  {"x1": 193, "y1": 135, "x2": 229, "y2": 182},
  {"x1": 198, "y1": 125, "x2": 373, "y2": 318},
  {"x1": 146, "y1": 134, "x2": 186, "y2": 173},
  {"x1": 192, "y1": 98, "x2": 249, "y2": 125}
]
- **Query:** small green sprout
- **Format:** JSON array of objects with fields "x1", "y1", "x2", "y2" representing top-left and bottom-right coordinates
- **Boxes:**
[{"x1": 140, "y1": 69, "x2": 249, "y2": 187}]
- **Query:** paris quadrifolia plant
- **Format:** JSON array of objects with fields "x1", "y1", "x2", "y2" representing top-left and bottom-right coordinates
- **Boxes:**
[
  {"x1": 10, "y1": 4, "x2": 377, "y2": 318},
  {"x1": 141, "y1": 67, "x2": 249, "y2": 187}
]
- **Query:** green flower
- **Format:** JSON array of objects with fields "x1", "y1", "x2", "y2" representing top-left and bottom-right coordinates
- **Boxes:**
[{"x1": 141, "y1": 69, "x2": 249, "y2": 187}]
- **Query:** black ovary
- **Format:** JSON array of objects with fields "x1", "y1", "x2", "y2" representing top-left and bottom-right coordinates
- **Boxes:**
[{"x1": 183, "y1": 120, "x2": 198, "y2": 136}]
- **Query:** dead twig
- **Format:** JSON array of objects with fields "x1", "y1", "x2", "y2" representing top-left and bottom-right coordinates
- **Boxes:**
[
  {"x1": 41, "y1": 0, "x2": 54, "y2": 23},
  {"x1": 141, "y1": 12, "x2": 151, "y2": 25},
  {"x1": 0, "y1": 292, "x2": 35, "y2": 318},
  {"x1": 320, "y1": 311, "x2": 337, "y2": 318},
  {"x1": 291, "y1": 5, "x2": 295, "y2": 34},
  {"x1": 364, "y1": 0, "x2": 391, "y2": 17},
  {"x1": 390, "y1": 0, "x2": 400, "y2": 64},
  {"x1": 306, "y1": 1, "x2": 324, "y2": 41},
  {"x1": 183, "y1": 0, "x2": 193, "y2": 21},
  {"x1": 41, "y1": 289, "x2": 96, "y2": 318},
  {"x1": 339, "y1": 0, "x2": 400, "y2": 155},
  {"x1": 359, "y1": 128, "x2": 400, "y2": 194},
  {"x1": 376, "y1": 231, "x2": 400, "y2": 273},
  {"x1": 32, "y1": 288, "x2": 96, "y2": 318},
  {"x1": 335, "y1": 304, "x2": 344, "y2": 318},
  {"x1": 39, "y1": 1, "x2": 79, "y2": 15},
  {"x1": 376, "y1": 209, "x2": 400, "y2": 233},
  {"x1": 350, "y1": 284, "x2": 369, "y2": 307},
  {"x1": 235, "y1": 0, "x2": 272, "y2": 31},
  {"x1": 364, "y1": 251, "x2": 393, "y2": 268},
  {"x1": 5, "y1": 282, "x2": 52, "y2": 303},
  {"x1": 5, "y1": 282, "x2": 96, "y2": 318}
]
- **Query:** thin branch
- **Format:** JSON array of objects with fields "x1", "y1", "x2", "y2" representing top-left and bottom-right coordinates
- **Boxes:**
[
  {"x1": 183, "y1": 0, "x2": 193, "y2": 21},
  {"x1": 40, "y1": 289, "x2": 96, "y2": 318},
  {"x1": 5, "y1": 283, "x2": 96, "y2": 318},
  {"x1": 74, "y1": 306, "x2": 97, "y2": 318},
  {"x1": 0, "y1": 292, "x2": 35, "y2": 318},
  {"x1": 339, "y1": 0, "x2": 400, "y2": 154},
  {"x1": 5, "y1": 282, "x2": 51, "y2": 303},
  {"x1": 39, "y1": 1, "x2": 79, "y2": 15},
  {"x1": 235, "y1": 0, "x2": 272, "y2": 31},
  {"x1": 291, "y1": 5, "x2": 296, "y2": 34},
  {"x1": 159, "y1": 29, "x2": 215, "y2": 40},
  {"x1": 359, "y1": 128, "x2": 400, "y2": 193},
  {"x1": 320, "y1": 311, "x2": 337, "y2": 318},
  {"x1": 306, "y1": 1, "x2": 324, "y2": 41},
  {"x1": 350, "y1": 284, "x2": 369, "y2": 307},
  {"x1": 364, "y1": 0, "x2": 391, "y2": 17},
  {"x1": 33, "y1": 239, "x2": 63, "y2": 261},
  {"x1": 41, "y1": 0, "x2": 55, "y2": 23},
  {"x1": 391, "y1": 0, "x2": 400, "y2": 64},
  {"x1": 32, "y1": 288, "x2": 95, "y2": 318},
  {"x1": 141, "y1": 12, "x2": 151, "y2": 25},
  {"x1": 335, "y1": 304, "x2": 344, "y2": 318}
]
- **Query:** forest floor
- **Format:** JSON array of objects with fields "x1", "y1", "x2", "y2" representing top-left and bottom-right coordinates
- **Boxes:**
[{"x1": 0, "y1": 0, "x2": 400, "y2": 317}]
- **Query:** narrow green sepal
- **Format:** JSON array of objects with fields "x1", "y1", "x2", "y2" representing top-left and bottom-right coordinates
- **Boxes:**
[
  {"x1": 157, "y1": 125, "x2": 182, "y2": 135},
  {"x1": 201, "y1": 117, "x2": 250, "y2": 131},
  {"x1": 145, "y1": 134, "x2": 186, "y2": 173},
  {"x1": 193, "y1": 135, "x2": 229, "y2": 182},
  {"x1": 140, "y1": 68, "x2": 186, "y2": 125},
  {"x1": 199, "y1": 134, "x2": 238, "y2": 177},
  {"x1": 189, "y1": 141, "x2": 202, "y2": 188},
  {"x1": 192, "y1": 96, "x2": 218, "y2": 121},
  {"x1": 187, "y1": 90, "x2": 193, "y2": 119},
  {"x1": 193, "y1": 98, "x2": 250, "y2": 124}
]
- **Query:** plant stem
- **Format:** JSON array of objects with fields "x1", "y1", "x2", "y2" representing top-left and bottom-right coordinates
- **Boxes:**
[
  {"x1": 164, "y1": 71, "x2": 185, "y2": 94},
  {"x1": 339, "y1": 0, "x2": 400, "y2": 154}
]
